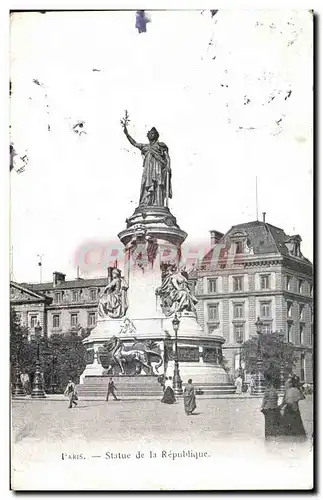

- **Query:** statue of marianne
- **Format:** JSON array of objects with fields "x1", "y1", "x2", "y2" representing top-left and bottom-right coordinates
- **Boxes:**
[{"x1": 121, "y1": 116, "x2": 172, "y2": 208}]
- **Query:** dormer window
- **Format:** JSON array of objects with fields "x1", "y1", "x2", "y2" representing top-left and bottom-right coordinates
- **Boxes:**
[
  {"x1": 229, "y1": 231, "x2": 248, "y2": 256},
  {"x1": 236, "y1": 242, "x2": 243, "y2": 254},
  {"x1": 286, "y1": 235, "x2": 302, "y2": 257}
]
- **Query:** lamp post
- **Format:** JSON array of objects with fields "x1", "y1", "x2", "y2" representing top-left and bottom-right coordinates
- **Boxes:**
[
  {"x1": 254, "y1": 316, "x2": 266, "y2": 394},
  {"x1": 172, "y1": 314, "x2": 183, "y2": 395},
  {"x1": 12, "y1": 358, "x2": 25, "y2": 398},
  {"x1": 31, "y1": 323, "x2": 46, "y2": 399}
]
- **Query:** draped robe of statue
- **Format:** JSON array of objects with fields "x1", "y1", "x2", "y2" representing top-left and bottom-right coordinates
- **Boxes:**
[
  {"x1": 137, "y1": 142, "x2": 172, "y2": 206},
  {"x1": 156, "y1": 268, "x2": 198, "y2": 316},
  {"x1": 122, "y1": 124, "x2": 172, "y2": 207},
  {"x1": 98, "y1": 274, "x2": 129, "y2": 319}
]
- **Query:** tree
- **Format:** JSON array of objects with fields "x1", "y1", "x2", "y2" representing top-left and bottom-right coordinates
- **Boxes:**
[
  {"x1": 10, "y1": 308, "x2": 33, "y2": 380},
  {"x1": 241, "y1": 331, "x2": 297, "y2": 381},
  {"x1": 43, "y1": 332, "x2": 87, "y2": 392},
  {"x1": 10, "y1": 309, "x2": 87, "y2": 392}
]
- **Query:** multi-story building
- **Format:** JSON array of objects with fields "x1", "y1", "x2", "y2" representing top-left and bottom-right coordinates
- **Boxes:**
[
  {"x1": 10, "y1": 272, "x2": 107, "y2": 338},
  {"x1": 189, "y1": 216, "x2": 313, "y2": 382}
]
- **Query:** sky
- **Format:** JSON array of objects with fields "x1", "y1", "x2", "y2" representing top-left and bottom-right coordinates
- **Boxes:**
[{"x1": 9, "y1": 10, "x2": 313, "y2": 283}]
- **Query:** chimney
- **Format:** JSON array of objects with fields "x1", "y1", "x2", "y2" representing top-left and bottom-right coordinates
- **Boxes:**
[
  {"x1": 210, "y1": 230, "x2": 224, "y2": 246},
  {"x1": 53, "y1": 271, "x2": 66, "y2": 287},
  {"x1": 262, "y1": 212, "x2": 266, "y2": 223}
]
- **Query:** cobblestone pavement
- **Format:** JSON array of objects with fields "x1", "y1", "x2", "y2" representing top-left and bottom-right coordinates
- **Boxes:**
[
  {"x1": 11, "y1": 397, "x2": 314, "y2": 491},
  {"x1": 12, "y1": 396, "x2": 313, "y2": 443}
]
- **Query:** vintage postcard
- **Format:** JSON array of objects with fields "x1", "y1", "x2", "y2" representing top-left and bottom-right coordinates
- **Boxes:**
[{"x1": 10, "y1": 9, "x2": 314, "y2": 491}]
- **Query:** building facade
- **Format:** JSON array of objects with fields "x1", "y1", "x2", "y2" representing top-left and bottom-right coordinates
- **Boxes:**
[
  {"x1": 10, "y1": 272, "x2": 108, "y2": 338},
  {"x1": 189, "y1": 218, "x2": 313, "y2": 382}
]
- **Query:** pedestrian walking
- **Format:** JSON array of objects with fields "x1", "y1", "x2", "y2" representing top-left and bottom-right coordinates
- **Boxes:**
[
  {"x1": 284, "y1": 373, "x2": 293, "y2": 390},
  {"x1": 235, "y1": 374, "x2": 243, "y2": 395},
  {"x1": 249, "y1": 376, "x2": 255, "y2": 395},
  {"x1": 106, "y1": 378, "x2": 119, "y2": 401},
  {"x1": 183, "y1": 379, "x2": 196, "y2": 415},
  {"x1": 21, "y1": 373, "x2": 30, "y2": 394},
  {"x1": 261, "y1": 377, "x2": 281, "y2": 440},
  {"x1": 161, "y1": 377, "x2": 176, "y2": 404},
  {"x1": 64, "y1": 379, "x2": 78, "y2": 408},
  {"x1": 279, "y1": 375, "x2": 307, "y2": 441}
]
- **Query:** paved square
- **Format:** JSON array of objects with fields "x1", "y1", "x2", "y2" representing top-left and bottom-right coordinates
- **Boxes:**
[
  {"x1": 12, "y1": 396, "x2": 313, "y2": 443},
  {"x1": 11, "y1": 397, "x2": 314, "y2": 490}
]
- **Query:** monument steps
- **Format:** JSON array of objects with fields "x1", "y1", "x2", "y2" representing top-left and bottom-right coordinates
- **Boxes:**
[{"x1": 77, "y1": 376, "x2": 236, "y2": 398}]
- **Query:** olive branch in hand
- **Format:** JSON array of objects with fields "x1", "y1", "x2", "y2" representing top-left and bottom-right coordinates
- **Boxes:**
[{"x1": 120, "y1": 110, "x2": 130, "y2": 128}]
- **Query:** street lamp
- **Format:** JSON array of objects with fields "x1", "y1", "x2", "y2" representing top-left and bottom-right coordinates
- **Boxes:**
[
  {"x1": 254, "y1": 316, "x2": 266, "y2": 394},
  {"x1": 12, "y1": 358, "x2": 25, "y2": 398},
  {"x1": 172, "y1": 313, "x2": 183, "y2": 395},
  {"x1": 31, "y1": 323, "x2": 46, "y2": 399}
]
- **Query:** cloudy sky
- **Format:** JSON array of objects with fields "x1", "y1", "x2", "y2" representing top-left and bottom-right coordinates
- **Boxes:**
[{"x1": 10, "y1": 10, "x2": 313, "y2": 283}]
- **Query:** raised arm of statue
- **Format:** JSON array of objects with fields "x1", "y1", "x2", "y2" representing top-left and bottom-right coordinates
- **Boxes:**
[{"x1": 123, "y1": 126, "x2": 144, "y2": 150}]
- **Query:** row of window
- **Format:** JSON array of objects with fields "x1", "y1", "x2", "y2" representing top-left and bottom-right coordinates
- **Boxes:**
[
  {"x1": 231, "y1": 323, "x2": 272, "y2": 343},
  {"x1": 287, "y1": 323, "x2": 311, "y2": 345},
  {"x1": 206, "y1": 276, "x2": 312, "y2": 295},
  {"x1": 208, "y1": 301, "x2": 272, "y2": 321},
  {"x1": 208, "y1": 274, "x2": 270, "y2": 294},
  {"x1": 230, "y1": 323, "x2": 310, "y2": 345},
  {"x1": 286, "y1": 276, "x2": 312, "y2": 295},
  {"x1": 287, "y1": 302, "x2": 308, "y2": 320},
  {"x1": 52, "y1": 312, "x2": 97, "y2": 329},
  {"x1": 52, "y1": 288, "x2": 98, "y2": 304}
]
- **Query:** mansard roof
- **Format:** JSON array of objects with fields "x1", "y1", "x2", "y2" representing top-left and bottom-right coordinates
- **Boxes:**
[
  {"x1": 20, "y1": 277, "x2": 109, "y2": 292},
  {"x1": 199, "y1": 220, "x2": 312, "y2": 271}
]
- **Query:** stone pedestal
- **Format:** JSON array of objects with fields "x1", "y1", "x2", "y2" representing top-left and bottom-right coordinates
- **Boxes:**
[{"x1": 81, "y1": 205, "x2": 231, "y2": 389}]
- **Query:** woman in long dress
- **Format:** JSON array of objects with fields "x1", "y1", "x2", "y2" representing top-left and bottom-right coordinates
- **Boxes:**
[
  {"x1": 161, "y1": 377, "x2": 176, "y2": 404},
  {"x1": 235, "y1": 375, "x2": 243, "y2": 395},
  {"x1": 261, "y1": 377, "x2": 281, "y2": 440},
  {"x1": 183, "y1": 379, "x2": 197, "y2": 415},
  {"x1": 64, "y1": 379, "x2": 78, "y2": 409},
  {"x1": 280, "y1": 375, "x2": 307, "y2": 441}
]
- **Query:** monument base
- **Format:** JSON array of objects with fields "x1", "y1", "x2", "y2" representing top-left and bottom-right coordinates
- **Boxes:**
[
  {"x1": 80, "y1": 311, "x2": 233, "y2": 392},
  {"x1": 165, "y1": 361, "x2": 229, "y2": 385}
]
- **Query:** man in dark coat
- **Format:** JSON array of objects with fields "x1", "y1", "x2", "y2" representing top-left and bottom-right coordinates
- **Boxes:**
[{"x1": 106, "y1": 378, "x2": 119, "y2": 401}]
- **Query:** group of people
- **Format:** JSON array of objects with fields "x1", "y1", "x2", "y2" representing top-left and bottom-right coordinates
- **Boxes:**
[
  {"x1": 261, "y1": 373, "x2": 307, "y2": 441},
  {"x1": 234, "y1": 374, "x2": 255, "y2": 395},
  {"x1": 64, "y1": 376, "x2": 197, "y2": 415},
  {"x1": 161, "y1": 376, "x2": 197, "y2": 415},
  {"x1": 64, "y1": 377, "x2": 119, "y2": 408},
  {"x1": 64, "y1": 372, "x2": 308, "y2": 442}
]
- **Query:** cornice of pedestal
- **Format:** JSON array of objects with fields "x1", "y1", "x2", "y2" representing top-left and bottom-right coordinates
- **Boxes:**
[{"x1": 118, "y1": 205, "x2": 187, "y2": 247}]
